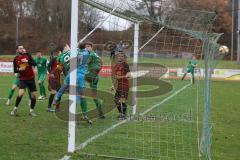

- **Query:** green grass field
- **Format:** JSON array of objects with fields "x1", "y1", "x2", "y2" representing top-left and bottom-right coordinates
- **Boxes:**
[
  {"x1": 0, "y1": 57, "x2": 239, "y2": 160},
  {"x1": 0, "y1": 76, "x2": 239, "y2": 160}
]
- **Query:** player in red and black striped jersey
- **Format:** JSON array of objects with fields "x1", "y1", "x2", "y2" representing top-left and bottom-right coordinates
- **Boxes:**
[
  {"x1": 112, "y1": 52, "x2": 131, "y2": 120},
  {"x1": 11, "y1": 45, "x2": 37, "y2": 117},
  {"x1": 47, "y1": 50, "x2": 64, "y2": 112}
]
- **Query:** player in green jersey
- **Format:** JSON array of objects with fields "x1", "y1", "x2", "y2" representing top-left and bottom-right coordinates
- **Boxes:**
[
  {"x1": 181, "y1": 55, "x2": 198, "y2": 84},
  {"x1": 34, "y1": 51, "x2": 48, "y2": 99},
  {"x1": 57, "y1": 49, "x2": 70, "y2": 76},
  {"x1": 85, "y1": 42, "x2": 105, "y2": 119}
]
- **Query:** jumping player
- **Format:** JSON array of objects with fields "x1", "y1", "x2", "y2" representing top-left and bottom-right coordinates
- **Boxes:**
[
  {"x1": 34, "y1": 51, "x2": 48, "y2": 100},
  {"x1": 55, "y1": 44, "x2": 92, "y2": 124},
  {"x1": 11, "y1": 45, "x2": 38, "y2": 117},
  {"x1": 112, "y1": 52, "x2": 131, "y2": 120},
  {"x1": 54, "y1": 45, "x2": 71, "y2": 109},
  {"x1": 181, "y1": 55, "x2": 198, "y2": 84},
  {"x1": 85, "y1": 42, "x2": 105, "y2": 119}
]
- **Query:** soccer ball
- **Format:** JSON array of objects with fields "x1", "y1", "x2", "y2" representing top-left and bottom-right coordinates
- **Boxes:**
[{"x1": 219, "y1": 45, "x2": 229, "y2": 55}]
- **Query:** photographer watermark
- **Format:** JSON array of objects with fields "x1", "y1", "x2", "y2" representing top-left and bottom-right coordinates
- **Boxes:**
[{"x1": 129, "y1": 109, "x2": 192, "y2": 123}]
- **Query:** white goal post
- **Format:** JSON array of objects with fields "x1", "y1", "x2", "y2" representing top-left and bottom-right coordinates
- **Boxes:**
[{"x1": 68, "y1": 0, "x2": 79, "y2": 153}]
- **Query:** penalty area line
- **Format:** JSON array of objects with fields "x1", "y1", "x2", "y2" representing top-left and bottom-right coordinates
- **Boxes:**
[{"x1": 60, "y1": 83, "x2": 191, "y2": 160}]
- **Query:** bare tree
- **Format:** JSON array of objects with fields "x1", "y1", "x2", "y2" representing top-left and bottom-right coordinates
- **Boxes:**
[
  {"x1": 128, "y1": 0, "x2": 176, "y2": 22},
  {"x1": 78, "y1": 2, "x2": 104, "y2": 32},
  {"x1": 175, "y1": 0, "x2": 231, "y2": 32}
]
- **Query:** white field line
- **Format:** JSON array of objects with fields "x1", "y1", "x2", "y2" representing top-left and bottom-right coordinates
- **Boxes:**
[
  {"x1": 60, "y1": 83, "x2": 191, "y2": 160},
  {"x1": 59, "y1": 155, "x2": 71, "y2": 160},
  {"x1": 0, "y1": 97, "x2": 46, "y2": 101}
]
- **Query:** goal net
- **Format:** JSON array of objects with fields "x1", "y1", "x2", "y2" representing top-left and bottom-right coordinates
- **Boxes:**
[{"x1": 60, "y1": 0, "x2": 223, "y2": 159}]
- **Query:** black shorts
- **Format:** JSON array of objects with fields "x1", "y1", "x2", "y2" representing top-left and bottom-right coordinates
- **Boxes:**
[
  {"x1": 19, "y1": 79, "x2": 37, "y2": 92},
  {"x1": 114, "y1": 89, "x2": 129, "y2": 101},
  {"x1": 48, "y1": 79, "x2": 61, "y2": 91}
]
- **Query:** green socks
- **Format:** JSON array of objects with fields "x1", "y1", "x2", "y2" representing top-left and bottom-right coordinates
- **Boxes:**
[
  {"x1": 93, "y1": 99, "x2": 102, "y2": 109},
  {"x1": 80, "y1": 98, "x2": 88, "y2": 115},
  {"x1": 27, "y1": 89, "x2": 31, "y2": 99},
  {"x1": 39, "y1": 83, "x2": 46, "y2": 97},
  {"x1": 7, "y1": 89, "x2": 15, "y2": 99},
  {"x1": 8, "y1": 88, "x2": 32, "y2": 100}
]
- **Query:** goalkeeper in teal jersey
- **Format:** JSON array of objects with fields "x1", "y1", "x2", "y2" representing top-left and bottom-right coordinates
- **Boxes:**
[
  {"x1": 85, "y1": 42, "x2": 105, "y2": 119},
  {"x1": 34, "y1": 51, "x2": 48, "y2": 99},
  {"x1": 181, "y1": 55, "x2": 198, "y2": 84}
]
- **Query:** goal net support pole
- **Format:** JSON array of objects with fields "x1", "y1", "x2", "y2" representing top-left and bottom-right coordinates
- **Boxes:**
[
  {"x1": 139, "y1": 26, "x2": 165, "y2": 51},
  {"x1": 132, "y1": 23, "x2": 139, "y2": 115},
  {"x1": 132, "y1": 25, "x2": 165, "y2": 115},
  {"x1": 68, "y1": 0, "x2": 79, "y2": 153}
]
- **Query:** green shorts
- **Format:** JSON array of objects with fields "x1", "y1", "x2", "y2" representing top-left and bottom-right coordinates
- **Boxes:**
[
  {"x1": 13, "y1": 77, "x2": 20, "y2": 86},
  {"x1": 187, "y1": 69, "x2": 194, "y2": 74},
  {"x1": 85, "y1": 73, "x2": 99, "y2": 90},
  {"x1": 38, "y1": 73, "x2": 47, "y2": 82}
]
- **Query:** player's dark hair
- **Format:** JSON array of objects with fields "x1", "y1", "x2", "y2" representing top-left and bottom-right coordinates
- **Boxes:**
[
  {"x1": 16, "y1": 44, "x2": 23, "y2": 50},
  {"x1": 85, "y1": 41, "x2": 94, "y2": 47},
  {"x1": 116, "y1": 52, "x2": 127, "y2": 59},
  {"x1": 78, "y1": 42, "x2": 86, "y2": 49}
]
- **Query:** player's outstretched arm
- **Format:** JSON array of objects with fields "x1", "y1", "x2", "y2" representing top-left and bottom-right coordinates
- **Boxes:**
[
  {"x1": 63, "y1": 44, "x2": 70, "y2": 52},
  {"x1": 125, "y1": 72, "x2": 132, "y2": 79}
]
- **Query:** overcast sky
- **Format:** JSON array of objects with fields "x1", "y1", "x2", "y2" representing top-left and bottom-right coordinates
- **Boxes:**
[{"x1": 95, "y1": 0, "x2": 134, "y2": 31}]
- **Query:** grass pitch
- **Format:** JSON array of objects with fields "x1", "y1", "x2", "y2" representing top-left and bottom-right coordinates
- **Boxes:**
[
  {"x1": 0, "y1": 57, "x2": 239, "y2": 160},
  {"x1": 0, "y1": 76, "x2": 239, "y2": 160}
]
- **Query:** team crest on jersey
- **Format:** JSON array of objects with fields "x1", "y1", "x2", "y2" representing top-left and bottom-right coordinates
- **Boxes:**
[
  {"x1": 59, "y1": 51, "x2": 70, "y2": 64},
  {"x1": 63, "y1": 54, "x2": 70, "y2": 63},
  {"x1": 19, "y1": 63, "x2": 28, "y2": 68}
]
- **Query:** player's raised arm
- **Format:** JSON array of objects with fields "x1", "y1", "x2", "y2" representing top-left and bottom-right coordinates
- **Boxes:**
[{"x1": 63, "y1": 44, "x2": 71, "y2": 52}]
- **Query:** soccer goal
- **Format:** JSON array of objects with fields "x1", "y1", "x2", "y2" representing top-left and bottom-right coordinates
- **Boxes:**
[{"x1": 64, "y1": 0, "x2": 223, "y2": 159}]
